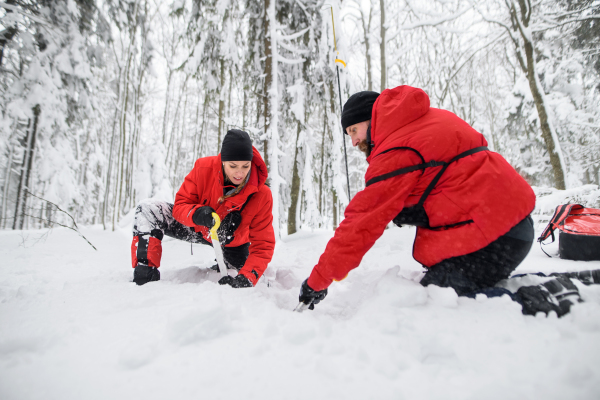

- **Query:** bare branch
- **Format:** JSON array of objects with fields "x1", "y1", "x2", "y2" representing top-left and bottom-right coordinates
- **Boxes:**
[{"x1": 23, "y1": 190, "x2": 97, "y2": 251}]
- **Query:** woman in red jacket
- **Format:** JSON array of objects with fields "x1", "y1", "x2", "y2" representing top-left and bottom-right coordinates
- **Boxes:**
[
  {"x1": 298, "y1": 86, "x2": 582, "y2": 316},
  {"x1": 131, "y1": 129, "x2": 275, "y2": 288}
]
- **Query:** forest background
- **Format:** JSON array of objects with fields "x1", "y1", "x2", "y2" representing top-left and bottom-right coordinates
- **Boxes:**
[{"x1": 1, "y1": 0, "x2": 599, "y2": 237}]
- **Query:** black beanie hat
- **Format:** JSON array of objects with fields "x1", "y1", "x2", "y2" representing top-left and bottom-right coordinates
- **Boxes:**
[
  {"x1": 341, "y1": 91, "x2": 380, "y2": 133},
  {"x1": 221, "y1": 129, "x2": 253, "y2": 161}
]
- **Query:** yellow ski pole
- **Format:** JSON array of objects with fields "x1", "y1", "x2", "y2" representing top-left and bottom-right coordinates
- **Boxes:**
[{"x1": 325, "y1": 5, "x2": 351, "y2": 201}]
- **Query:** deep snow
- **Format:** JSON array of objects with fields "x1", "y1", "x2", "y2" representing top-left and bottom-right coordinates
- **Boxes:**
[{"x1": 1, "y1": 220, "x2": 600, "y2": 400}]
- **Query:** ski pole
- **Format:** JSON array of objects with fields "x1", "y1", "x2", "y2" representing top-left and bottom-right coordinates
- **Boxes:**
[
  {"x1": 210, "y1": 213, "x2": 228, "y2": 278},
  {"x1": 325, "y1": 5, "x2": 351, "y2": 201}
]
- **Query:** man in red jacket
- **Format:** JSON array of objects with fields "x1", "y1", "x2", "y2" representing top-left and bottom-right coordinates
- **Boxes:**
[
  {"x1": 298, "y1": 86, "x2": 581, "y2": 316},
  {"x1": 131, "y1": 129, "x2": 275, "y2": 288}
]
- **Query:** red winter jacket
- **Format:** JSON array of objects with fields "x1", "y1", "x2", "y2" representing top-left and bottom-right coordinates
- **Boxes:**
[
  {"x1": 173, "y1": 147, "x2": 275, "y2": 285},
  {"x1": 307, "y1": 85, "x2": 535, "y2": 291}
]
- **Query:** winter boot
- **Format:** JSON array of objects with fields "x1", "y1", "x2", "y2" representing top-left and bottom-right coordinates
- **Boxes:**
[
  {"x1": 517, "y1": 276, "x2": 582, "y2": 317},
  {"x1": 133, "y1": 265, "x2": 160, "y2": 286},
  {"x1": 550, "y1": 269, "x2": 600, "y2": 286}
]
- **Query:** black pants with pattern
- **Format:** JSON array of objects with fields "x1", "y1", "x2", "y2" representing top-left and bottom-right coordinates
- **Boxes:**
[
  {"x1": 420, "y1": 216, "x2": 534, "y2": 297},
  {"x1": 132, "y1": 199, "x2": 249, "y2": 270}
]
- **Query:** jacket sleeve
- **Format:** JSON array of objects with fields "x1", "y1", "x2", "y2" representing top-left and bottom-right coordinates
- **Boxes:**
[
  {"x1": 238, "y1": 189, "x2": 275, "y2": 286},
  {"x1": 307, "y1": 154, "x2": 423, "y2": 292},
  {"x1": 173, "y1": 160, "x2": 204, "y2": 227}
]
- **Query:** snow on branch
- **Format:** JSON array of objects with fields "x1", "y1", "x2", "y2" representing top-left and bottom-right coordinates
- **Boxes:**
[
  {"x1": 388, "y1": 5, "x2": 472, "y2": 41},
  {"x1": 277, "y1": 54, "x2": 306, "y2": 65},
  {"x1": 277, "y1": 39, "x2": 309, "y2": 55},
  {"x1": 277, "y1": 27, "x2": 310, "y2": 41},
  {"x1": 0, "y1": 1, "x2": 52, "y2": 26},
  {"x1": 533, "y1": 14, "x2": 600, "y2": 33}
]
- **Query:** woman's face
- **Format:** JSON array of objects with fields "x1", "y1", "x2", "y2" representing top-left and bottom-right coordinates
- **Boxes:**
[{"x1": 223, "y1": 161, "x2": 251, "y2": 185}]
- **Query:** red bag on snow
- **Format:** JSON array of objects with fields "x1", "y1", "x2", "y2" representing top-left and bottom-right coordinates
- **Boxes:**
[{"x1": 538, "y1": 204, "x2": 600, "y2": 261}]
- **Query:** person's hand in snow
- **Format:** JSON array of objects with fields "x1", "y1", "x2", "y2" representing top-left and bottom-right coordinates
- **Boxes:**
[
  {"x1": 299, "y1": 279, "x2": 328, "y2": 310},
  {"x1": 219, "y1": 274, "x2": 253, "y2": 288},
  {"x1": 192, "y1": 206, "x2": 215, "y2": 228}
]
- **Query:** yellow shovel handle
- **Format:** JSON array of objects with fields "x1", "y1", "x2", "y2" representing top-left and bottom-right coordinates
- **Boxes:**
[{"x1": 210, "y1": 212, "x2": 221, "y2": 240}]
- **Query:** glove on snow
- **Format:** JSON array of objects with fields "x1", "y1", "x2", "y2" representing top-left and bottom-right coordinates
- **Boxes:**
[
  {"x1": 133, "y1": 265, "x2": 160, "y2": 286},
  {"x1": 192, "y1": 206, "x2": 215, "y2": 228},
  {"x1": 299, "y1": 279, "x2": 328, "y2": 310},
  {"x1": 219, "y1": 274, "x2": 253, "y2": 288}
]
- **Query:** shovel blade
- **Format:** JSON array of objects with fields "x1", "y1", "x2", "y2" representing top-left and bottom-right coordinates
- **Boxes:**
[
  {"x1": 293, "y1": 302, "x2": 310, "y2": 312},
  {"x1": 212, "y1": 238, "x2": 228, "y2": 278}
]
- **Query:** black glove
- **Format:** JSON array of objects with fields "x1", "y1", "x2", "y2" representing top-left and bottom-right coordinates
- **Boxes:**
[
  {"x1": 219, "y1": 210, "x2": 243, "y2": 245},
  {"x1": 299, "y1": 279, "x2": 328, "y2": 310},
  {"x1": 219, "y1": 274, "x2": 253, "y2": 288},
  {"x1": 192, "y1": 206, "x2": 215, "y2": 228},
  {"x1": 133, "y1": 265, "x2": 160, "y2": 286}
]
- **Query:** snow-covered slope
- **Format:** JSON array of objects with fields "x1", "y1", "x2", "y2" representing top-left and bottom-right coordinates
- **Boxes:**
[{"x1": 1, "y1": 222, "x2": 600, "y2": 400}]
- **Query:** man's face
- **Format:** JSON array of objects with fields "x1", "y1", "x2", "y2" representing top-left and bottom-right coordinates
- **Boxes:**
[
  {"x1": 346, "y1": 120, "x2": 370, "y2": 147},
  {"x1": 346, "y1": 120, "x2": 371, "y2": 156}
]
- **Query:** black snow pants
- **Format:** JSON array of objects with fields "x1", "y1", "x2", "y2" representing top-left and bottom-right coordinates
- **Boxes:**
[
  {"x1": 420, "y1": 215, "x2": 535, "y2": 296},
  {"x1": 419, "y1": 215, "x2": 596, "y2": 317},
  {"x1": 132, "y1": 199, "x2": 249, "y2": 270}
]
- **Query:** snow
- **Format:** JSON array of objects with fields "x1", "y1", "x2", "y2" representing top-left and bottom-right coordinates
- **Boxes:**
[{"x1": 1, "y1": 221, "x2": 600, "y2": 400}]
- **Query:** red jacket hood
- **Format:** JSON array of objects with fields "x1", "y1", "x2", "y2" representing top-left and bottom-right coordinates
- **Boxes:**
[{"x1": 367, "y1": 86, "x2": 430, "y2": 163}]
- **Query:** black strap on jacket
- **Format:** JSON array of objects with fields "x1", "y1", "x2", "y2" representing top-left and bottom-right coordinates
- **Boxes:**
[{"x1": 365, "y1": 146, "x2": 489, "y2": 207}]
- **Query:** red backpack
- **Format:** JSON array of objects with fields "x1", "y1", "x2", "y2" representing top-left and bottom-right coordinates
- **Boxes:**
[{"x1": 538, "y1": 204, "x2": 600, "y2": 260}]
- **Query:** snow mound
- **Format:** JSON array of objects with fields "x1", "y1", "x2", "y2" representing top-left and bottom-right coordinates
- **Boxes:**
[{"x1": 0, "y1": 223, "x2": 600, "y2": 399}]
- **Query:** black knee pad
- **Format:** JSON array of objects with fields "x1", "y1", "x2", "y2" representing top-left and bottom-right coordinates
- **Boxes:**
[{"x1": 222, "y1": 243, "x2": 250, "y2": 271}]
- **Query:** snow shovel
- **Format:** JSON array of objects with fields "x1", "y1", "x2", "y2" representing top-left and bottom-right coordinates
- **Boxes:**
[
  {"x1": 293, "y1": 302, "x2": 310, "y2": 313},
  {"x1": 210, "y1": 212, "x2": 229, "y2": 278}
]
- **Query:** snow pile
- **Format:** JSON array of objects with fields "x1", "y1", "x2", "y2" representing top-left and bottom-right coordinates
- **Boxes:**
[
  {"x1": 533, "y1": 185, "x2": 600, "y2": 221},
  {"x1": 1, "y1": 221, "x2": 600, "y2": 399}
]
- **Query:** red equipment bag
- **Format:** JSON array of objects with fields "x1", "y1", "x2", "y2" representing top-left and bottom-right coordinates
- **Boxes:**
[{"x1": 538, "y1": 204, "x2": 600, "y2": 261}]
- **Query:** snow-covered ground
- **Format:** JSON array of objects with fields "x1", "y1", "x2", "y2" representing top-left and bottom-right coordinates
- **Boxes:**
[{"x1": 1, "y1": 220, "x2": 600, "y2": 400}]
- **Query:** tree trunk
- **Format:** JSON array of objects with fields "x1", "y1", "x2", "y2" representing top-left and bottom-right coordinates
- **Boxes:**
[
  {"x1": 1, "y1": 143, "x2": 14, "y2": 229},
  {"x1": 227, "y1": 66, "x2": 233, "y2": 126},
  {"x1": 360, "y1": 6, "x2": 373, "y2": 91},
  {"x1": 193, "y1": 83, "x2": 202, "y2": 159},
  {"x1": 1, "y1": 117, "x2": 18, "y2": 229},
  {"x1": 199, "y1": 87, "x2": 209, "y2": 158},
  {"x1": 522, "y1": 40, "x2": 566, "y2": 189},
  {"x1": 288, "y1": 122, "x2": 301, "y2": 234},
  {"x1": 242, "y1": 88, "x2": 248, "y2": 131},
  {"x1": 263, "y1": 0, "x2": 272, "y2": 172},
  {"x1": 327, "y1": 80, "x2": 338, "y2": 228},
  {"x1": 217, "y1": 58, "x2": 225, "y2": 152},
  {"x1": 13, "y1": 105, "x2": 40, "y2": 230},
  {"x1": 513, "y1": 0, "x2": 566, "y2": 189},
  {"x1": 332, "y1": 189, "x2": 338, "y2": 230},
  {"x1": 287, "y1": 27, "x2": 311, "y2": 235},
  {"x1": 162, "y1": 70, "x2": 173, "y2": 145},
  {"x1": 267, "y1": 0, "x2": 281, "y2": 236},
  {"x1": 318, "y1": 107, "x2": 326, "y2": 215},
  {"x1": 379, "y1": 0, "x2": 386, "y2": 92},
  {"x1": 102, "y1": 90, "x2": 120, "y2": 230},
  {"x1": 112, "y1": 11, "x2": 138, "y2": 230}
]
